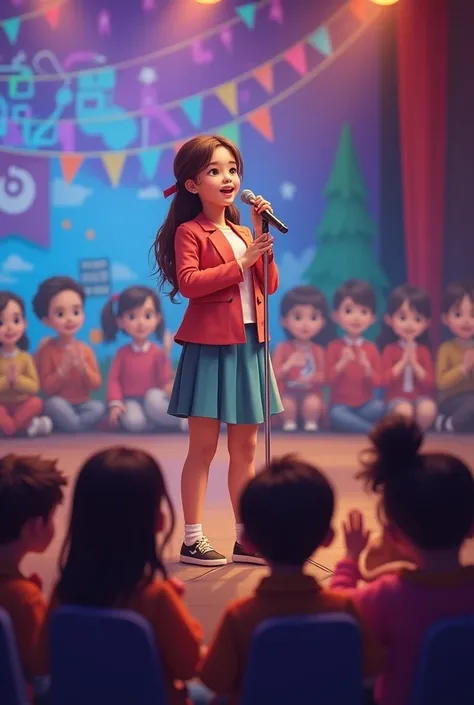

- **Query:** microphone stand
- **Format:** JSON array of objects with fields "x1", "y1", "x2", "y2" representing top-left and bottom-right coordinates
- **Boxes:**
[{"x1": 262, "y1": 217, "x2": 271, "y2": 468}]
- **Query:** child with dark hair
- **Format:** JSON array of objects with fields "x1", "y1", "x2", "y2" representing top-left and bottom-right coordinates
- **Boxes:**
[
  {"x1": 33, "y1": 276, "x2": 105, "y2": 432},
  {"x1": 326, "y1": 279, "x2": 384, "y2": 432},
  {"x1": 330, "y1": 415, "x2": 474, "y2": 705},
  {"x1": 199, "y1": 454, "x2": 380, "y2": 704},
  {"x1": 272, "y1": 286, "x2": 333, "y2": 432},
  {"x1": 0, "y1": 291, "x2": 51, "y2": 437},
  {"x1": 378, "y1": 284, "x2": 436, "y2": 429},
  {"x1": 101, "y1": 286, "x2": 183, "y2": 432},
  {"x1": 0, "y1": 454, "x2": 66, "y2": 682},
  {"x1": 36, "y1": 446, "x2": 204, "y2": 705},
  {"x1": 436, "y1": 282, "x2": 474, "y2": 432}
]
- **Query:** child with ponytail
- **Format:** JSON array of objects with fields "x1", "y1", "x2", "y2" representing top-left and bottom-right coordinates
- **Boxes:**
[
  {"x1": 153, "y1": 134, "x2": 283, "y2": 566},
  {"x1": 330, "y1": 415, "x2": 474, "y2": 705}
]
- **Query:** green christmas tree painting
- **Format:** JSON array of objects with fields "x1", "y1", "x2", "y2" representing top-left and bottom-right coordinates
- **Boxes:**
[{"x1": 304, "y1": 124, "x2": 389, "y2": 339}]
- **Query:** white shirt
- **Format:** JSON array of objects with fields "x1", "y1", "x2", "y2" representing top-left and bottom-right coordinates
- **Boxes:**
[{"x1": 217, "y1": 224, "x2": 256, "y2": 324}]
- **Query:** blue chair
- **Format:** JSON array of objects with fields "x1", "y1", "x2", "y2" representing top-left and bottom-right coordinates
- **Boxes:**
[
  {"x1": 0, "y1": 608, "x2": 29, "y2": 705},
  {"x1": 241, "y1": 613, "x2": 364, "y2": 705},
  {"x1": 409, "y1": 616, "x2": 474, "y2": 705},
  {"x1": 49, "y1": 606, "x2": 169, "y2": 705}
]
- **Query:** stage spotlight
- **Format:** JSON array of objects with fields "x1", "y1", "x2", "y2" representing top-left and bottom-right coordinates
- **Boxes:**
[
  {"x1": 370, "y1": 0, "x2": 399, "y2": 5},
  {"x1": 195, "y1": 0, "x2": 222, "y2": 4}
]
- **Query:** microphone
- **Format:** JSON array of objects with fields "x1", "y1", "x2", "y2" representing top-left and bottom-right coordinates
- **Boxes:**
[{"x1": 241, "y1": 189, "x2": 288, "y2": 234}]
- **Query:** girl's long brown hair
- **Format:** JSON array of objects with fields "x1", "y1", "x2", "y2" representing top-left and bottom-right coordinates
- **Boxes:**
[{"x1": 152, "y1": 135, "x2": 244, "y2": 302}]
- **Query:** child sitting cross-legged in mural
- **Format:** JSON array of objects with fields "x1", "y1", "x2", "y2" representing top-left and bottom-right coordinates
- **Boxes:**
[
  {"x1": 35, "y1": 446, "x2": 205, "y2": 705},
  {"x1": 378, "y1": 284, "x2": 436, "y2": 430},
  {"x1": 326, "y1": 279, "x2": 384, "y2": 433},
  {"x1": 33, "y1": 276, "x2": 105, "y2": 432},
  {"x1": 272, "y1": 286, "x2": 333, "y2": 432},
  {"x1": 199, "y1": 455, "x2": 381, "y2": 705},
  {"x1": 0, "y1": 291, "x2": 51, "y2": 437},
  {"x1": 330, "y1": 415, "x2": 474, "y2": 705},
  {"x1": 436, "y1": 282, "x2": 474, "y2": 432},
  {"x1": 101, "y1": 286, "x2": 183, "y2": 432}
]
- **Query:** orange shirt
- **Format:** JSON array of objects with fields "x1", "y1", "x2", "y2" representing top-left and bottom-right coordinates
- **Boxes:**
[
  {"x1": 36, "y1": 578, "x2": 203, "y2": 705},
  {"x1": 35, "y1": 339, "x2": 101, "y2": 404},
  {"x1": 199, "y1": 572, "x2": 381, "y2": 705},
  {"x1": 0, "y1": 566, "x2": 46, "y2": 681}
]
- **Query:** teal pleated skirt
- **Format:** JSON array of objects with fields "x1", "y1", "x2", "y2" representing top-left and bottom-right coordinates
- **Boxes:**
[{"x1": 168, "y1": 324, "x2": 284, "y2": 424}]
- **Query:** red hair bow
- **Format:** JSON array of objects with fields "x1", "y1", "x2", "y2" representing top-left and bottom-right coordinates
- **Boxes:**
[{"x1": 163, "y1": 183, "x2": 178, "y2": 198}]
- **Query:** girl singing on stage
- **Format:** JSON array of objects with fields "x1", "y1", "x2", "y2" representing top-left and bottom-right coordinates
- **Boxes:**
[{"x1": 153, "y1": 135, "x2": 283, "y2": 566}]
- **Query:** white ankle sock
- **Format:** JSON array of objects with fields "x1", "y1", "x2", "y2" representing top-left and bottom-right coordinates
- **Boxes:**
[
  {"x1": 184, "y1": 523, "x2": 203, "y2": 546},
  {"x1": 236, "y1": 523, "x2": 245, "y2": 544}
]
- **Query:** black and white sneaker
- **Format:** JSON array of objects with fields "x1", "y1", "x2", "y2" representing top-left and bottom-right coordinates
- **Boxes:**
[
  {"x1": 180, "y1": 536, "x2": 227, "y2": 566},
  {"x1": 232, "y1": 542, "x2": 266, "y2": 566}
]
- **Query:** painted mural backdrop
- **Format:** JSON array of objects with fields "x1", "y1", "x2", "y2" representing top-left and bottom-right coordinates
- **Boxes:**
[{"x1": 2, "y1": 0, "x2": 414, "y2": 435}]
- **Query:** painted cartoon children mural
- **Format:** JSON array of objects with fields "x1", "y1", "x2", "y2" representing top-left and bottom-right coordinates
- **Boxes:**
[
  {"x1": 378, "y1": 284, "x2": 436, "y2": 429},
  {"x1": 33, "y1": 277, "x2": 105, "y2": 432},
  {"x1": 0, "y1": 291, "x2": 51, "y2": 437},
  {"x1": 273, "y1": 286, "x2": 332, "y2": 431},
  {"x1": 101, "y1": 285, "x2": 183, "y2": 432}
]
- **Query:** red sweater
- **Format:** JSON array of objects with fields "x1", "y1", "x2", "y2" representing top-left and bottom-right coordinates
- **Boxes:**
[
  {"x1": 272, "y1": 341, "x2": 325, "y2": 395},
  {"x1": 107, "y1": 343, "x2": 172, "y2": 403},
  {"x1": 381, "y1": 342, "x2": 434, "y2": 402},
  {"x1": 326, "y1": 338, "x2": 381, "y2": 407}
]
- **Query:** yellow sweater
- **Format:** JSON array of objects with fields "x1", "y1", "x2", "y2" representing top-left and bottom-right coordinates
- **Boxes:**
[
  {"x1": 0, "y1": 349, "x2": 39, "y2": 404},
  {"x1": 435, "y1": 339, "x2": 474, "y2": 402}
]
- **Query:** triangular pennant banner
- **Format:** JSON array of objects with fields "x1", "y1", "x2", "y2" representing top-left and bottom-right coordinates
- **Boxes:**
[
  {"x1": 181, "y1": 95, "x2": 204, "y2": 128},
  {"x1": 138, "y1": 149, "x2": 161, "y2": 180},
  {"x1": 308, "y1": 26, "x2": 332, "y2": 57},
  {"x1": 235, "y1": 3, "x2": 258, "y2": 30},
  {"x1": 253, "y1": 63, "x2": 274, "y2": 94},
  {"x1": 284, "y1": 44, "x2": 307, "y2": 76},
  {"x1": 2, "y1": 17, "x2": 21, "y2": 45},
  {"x1": 102, "y1": 152, "x2": 126, "y2": 187},
  {"x1": 44, "y1": 5, "x2": 61, "y2": 29},
  {"x1": 218, "y1": 123, "x2": 240, "y2": 147},
  {"x1": 215, "y1": 82, "x2": 238, "y2": 116},
  {"x1": 60, "y1": 154, "x2": 84, "y2": 184},
  {"x1": 248, "y1": 107, "x2": 274, "y2": 142}
]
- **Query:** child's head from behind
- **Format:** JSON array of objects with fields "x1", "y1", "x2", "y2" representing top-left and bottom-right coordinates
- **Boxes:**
[
  {"x1": 32, "y1": 276, "x2": 86, "y2": 338},
  {"x1": 442, "y1": 282, "x2": 474, "y2": 341},
  {"x1": 280, "y1": 286, "x2": 332, "y2": 344},
  {"x1": 240, "y1": 455, "x2": 334, "y2": 566},
  {"x1": 101, "y1": 286, "x2": 164, "y2": 344},
  {"x1": 58, "y1": 446, "x2": 175, "y2": 606},
  {"x1": 358, "y1": 415, "x2": 474, "y2": 555},
  {"x1": 154, "y1": 134, "x2": 244, "y2": 301},
  {"x1": 0, "y1": 454, "x2": 66, "y2": 553},
  {"x1": 333, "y1": 279, "x2": 376, "y2": 338},
  {"x1": 0, "y1": 291, "x2": 29, "y2": 351},
  {"x1": 378, "y1": 284, "x2": 431, "y2": 349}
]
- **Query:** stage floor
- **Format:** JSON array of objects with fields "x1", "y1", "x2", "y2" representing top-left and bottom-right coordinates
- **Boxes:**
[{"x1": 12, "y1": 432, "x2": 474, "y2": 641}]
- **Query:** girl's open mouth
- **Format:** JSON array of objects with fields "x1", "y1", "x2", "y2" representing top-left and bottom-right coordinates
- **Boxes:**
[{"x1": 220, "y1": 187, "x2": 234, "y2": 194}]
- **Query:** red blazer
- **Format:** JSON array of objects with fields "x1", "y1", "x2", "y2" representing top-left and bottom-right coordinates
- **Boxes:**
[
  {"x1": 174, "y1": 213, "x2": 279, "y2": 346},
  {"x1": 381, "y1": 342, "x2": 434, "y2": 401}
]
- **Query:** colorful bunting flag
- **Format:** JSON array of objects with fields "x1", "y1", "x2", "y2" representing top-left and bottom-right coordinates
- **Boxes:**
[
  {"x1": 248, "y1": 107, "x2": 274, "y2": 142},
  {"x1": 218, "y1": 123, "x2": 240, "y2": 147},
  {"x1": 44, "y1": 5, "x2": 61, "y2": 30},
  {"x1": 215, "y1": 82, "x2": 238, "y2": 116},
  {"x1": 308, "y1": 27, "x2": 332, "y2": 57},
  {"x1": 235, "y1": 3, "x2": 257, "y2": 30},
  {"x1": 181, "y1": 95, "x2": 204, "y2": 129},
  {"x1": 253, "y1": 64, "x2": 274, "y2": 94},
  {"x1": 138, "y1": 149, "x2": 161, "y2": 180},
  {"x1": 102, "y1": 152, "x2": 126, "y2": 187},
  {"x1": 60, "y1": 154, "x2": 84, "y2": 183},
  {"x1": 2, "y1": 17, "x2": 21, "y2": 45},
  {"x1": 284, "y1": 44, "x2": 308, "y2": 76}
]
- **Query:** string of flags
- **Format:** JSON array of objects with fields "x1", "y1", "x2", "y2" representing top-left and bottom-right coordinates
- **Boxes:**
[{"x1": 1, "y1": 0, "x2": 65, "y2": 45}]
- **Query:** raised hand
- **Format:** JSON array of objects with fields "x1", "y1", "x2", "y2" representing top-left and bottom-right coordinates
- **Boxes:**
[
  {"x1": 342, "y1": 510, "x2": 371, "y2": 561},
  {"x1": 239, "y1": 233, "x2": 274, "y2": 270}
]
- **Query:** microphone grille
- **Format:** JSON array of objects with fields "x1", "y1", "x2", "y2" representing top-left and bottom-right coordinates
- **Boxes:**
[{"x1": 240, "y1": 189, "x2": 255, "y2": 205}]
